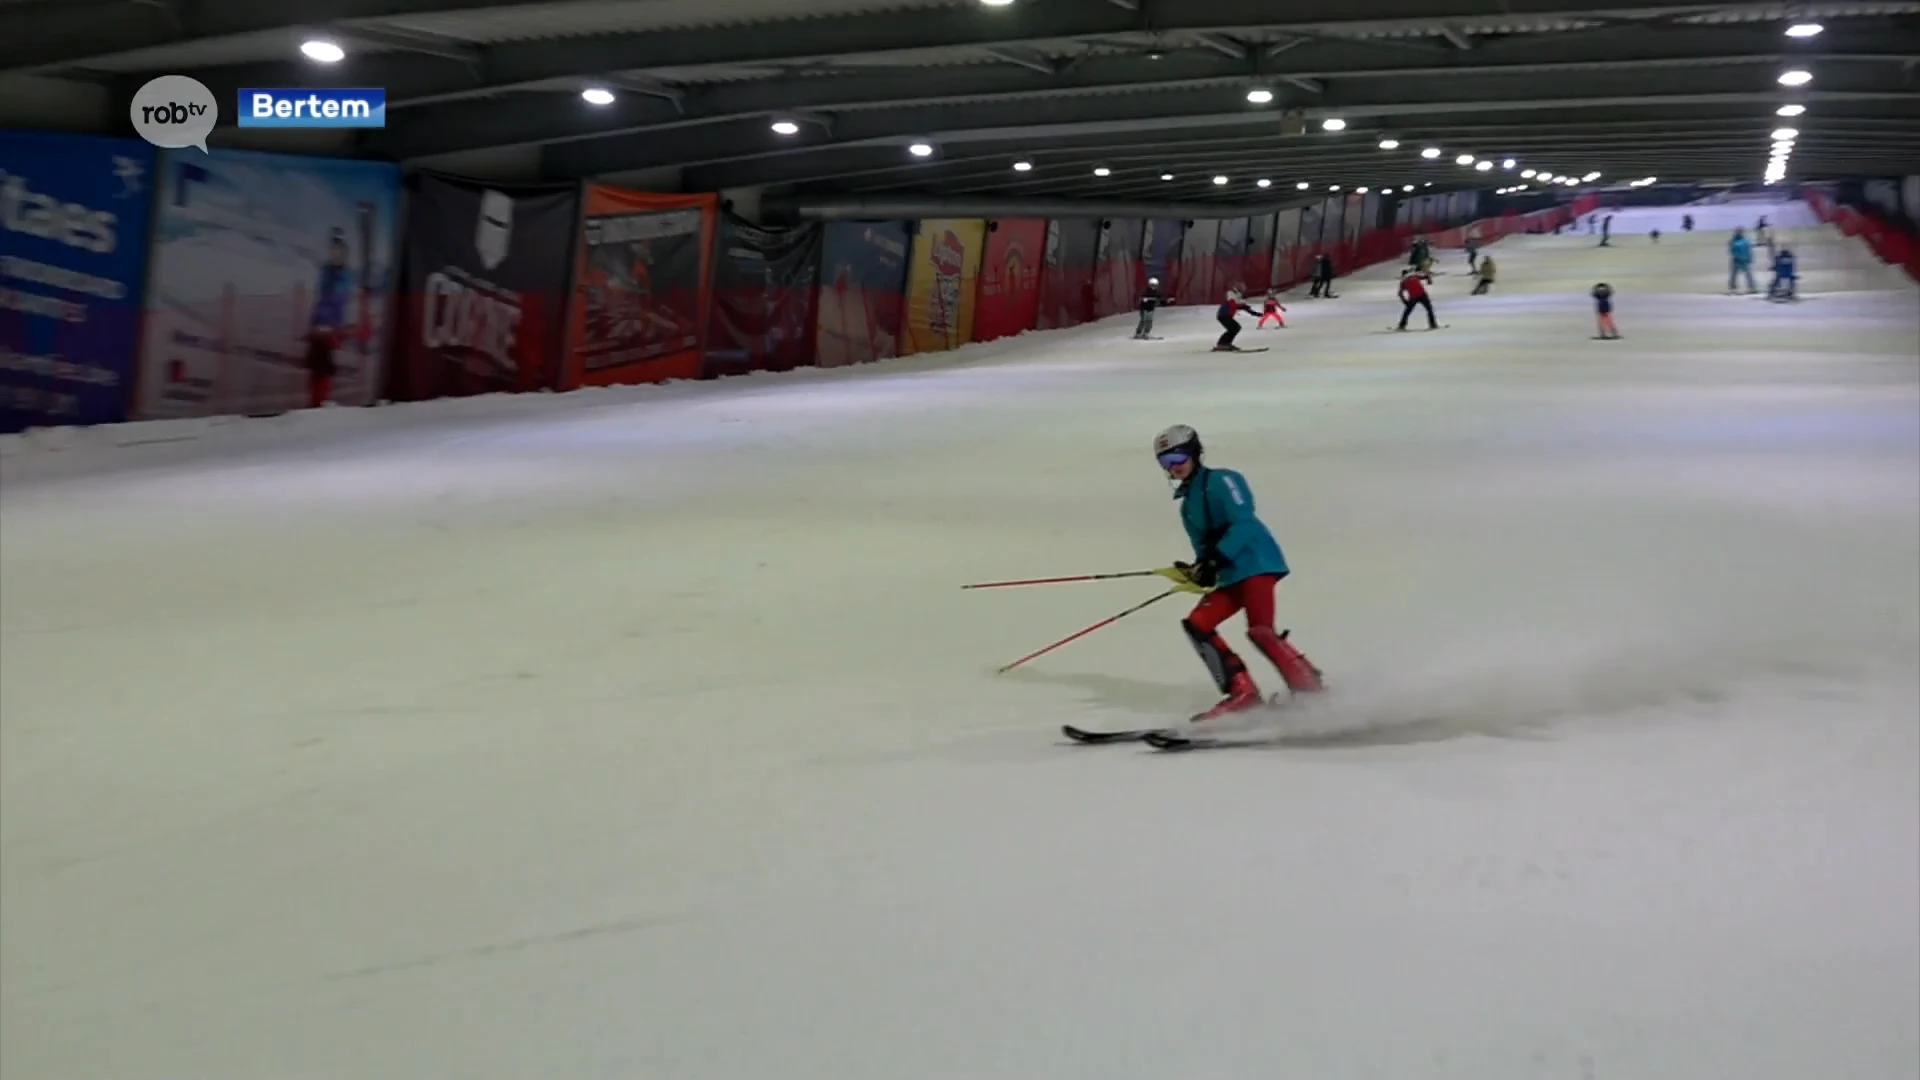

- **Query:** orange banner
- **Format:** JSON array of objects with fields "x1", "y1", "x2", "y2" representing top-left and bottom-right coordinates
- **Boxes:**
[{"x1": 562, "y1": 185, "x2": 718, "y2": 387}]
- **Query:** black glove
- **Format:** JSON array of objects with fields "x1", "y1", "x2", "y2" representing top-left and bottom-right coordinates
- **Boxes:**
[{"x1": 1176, "y1": 558, "x2": 1218, "y2": 588}]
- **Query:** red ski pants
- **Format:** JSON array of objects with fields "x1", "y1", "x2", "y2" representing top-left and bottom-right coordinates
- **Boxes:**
[
  {"x1": 1184, "y1": 573, "x2": 1323, "y2": 693},
  {"x1": 1257, "y1": 310, "x2": 1284, "y2": 327},
  {"x1": 1188, "y1": 573, "x2": 1281, "y2": 635}
]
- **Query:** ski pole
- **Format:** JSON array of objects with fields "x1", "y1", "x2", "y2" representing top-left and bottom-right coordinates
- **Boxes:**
[
  {"x1": 996, "y1": 588, "x2": 1180, "y2": 674},
  {"x1": 963, "y1": 569, "x2": 1162, "y2": 590}
]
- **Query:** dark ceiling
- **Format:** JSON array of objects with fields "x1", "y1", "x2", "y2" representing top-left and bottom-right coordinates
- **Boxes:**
[{"x1": 9, "y1": 0, "x2": 1920, "y2": 204}]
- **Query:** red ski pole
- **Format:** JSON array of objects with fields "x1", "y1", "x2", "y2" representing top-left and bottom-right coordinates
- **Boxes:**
[
  {"x1": 963, "y1": 569, "x2": 1162, "y2": 590},
  {"x1": 996, "y1": 588, "x2": 1180, "y2": 674}
]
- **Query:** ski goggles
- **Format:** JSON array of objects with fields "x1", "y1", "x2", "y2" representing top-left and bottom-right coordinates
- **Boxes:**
[{"x1": 1156, "y1": 450, "x2": 1192, "y2": 469}]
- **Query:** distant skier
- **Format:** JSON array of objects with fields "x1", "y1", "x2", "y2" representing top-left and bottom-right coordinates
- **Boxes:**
[
  {"x1": 1471, "y1": 254, "x2": 1496, "y2": 295},
  {"x1": 1599, "y1": 214, "x2": 1613, "y2": 246},
  {"x1": 1591, "y1": 282, "x2": 1620, "y2": 339},
  {"x1": 1213, "y1": 288, "x2": 1257, "y2": 351},
  {"x1": 1134, "y1": 277, "x2": 1164, "y2": 339},
  {"x1": 1408, "y1": 236, "x2": 1431, "y2": 269},
  {"x1": 1395, "y1": 268, "x2": 1438, "y2": 331},
  {"x1": 1650, "y1": 228, "x2": 1661, "y2": 244},
  {"x1": 1256, "y1": 288, "x2": 1287, "y2": 328},
  {"x1": 1151, "y1": 424, "x2": 1324, "y2": 724},
  {"x1": 1767, "y1": 247, "x2": 1798, "y2": 301},
  {"x1": 305, "y1": 228, "x2": 351, "y2": 408},
  {"x1": 1728, "y1": 229, "x2": 1757, "y2": 293},
  {"x1": 1464, "y1": 235, "x2": 1481, "y2": 271},
  {"x1": 1308, "y1": 252, "x2": 1338, "y2": 298},
  {"x1": 1682, "y1": 214, "x2": 1695, "y2": 232}
]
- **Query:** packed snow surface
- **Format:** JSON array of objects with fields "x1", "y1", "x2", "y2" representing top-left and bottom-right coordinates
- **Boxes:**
[{"x1": 3, "y1": 203, "x2": 1917, "y2": 1079}]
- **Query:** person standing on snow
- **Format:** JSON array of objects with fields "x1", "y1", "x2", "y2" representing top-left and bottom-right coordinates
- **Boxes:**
[
  {"x1": 1471, "y1": 254, "x2": 1496, "y2": 295},
  {"x1": 1134, "y1": 277, "x2": 1164, "y2": 339},
  {"x1": 1256, "y1": 288, "x2": 1287, "y2": 328},
  {"x1": 1395, "y1": 267, "x2": 1439, "y2": 331},
  {"x1": 1153, "y1": 425, "x2": 1324, "y2": 723},
  {"x1": 1308, "y1": 252, "x2": 1338, "y2": 298},
  {"x1": 1728, "y1": 229, "x2": 1757, "y2": 293},
  {"x1": 1213, "y1": 288, "x2": 1257, "y2": 351}
]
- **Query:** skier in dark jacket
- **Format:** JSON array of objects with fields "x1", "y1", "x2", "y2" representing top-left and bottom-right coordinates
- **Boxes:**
[{"x1": 1134, "y1": 277, "x2": 1164, "y2": 339}]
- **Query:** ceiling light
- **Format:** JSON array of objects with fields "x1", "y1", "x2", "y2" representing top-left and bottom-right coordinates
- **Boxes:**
[
  {"x1": 1582, "y1": 171, "x2": 1601, "y2": 181},
  {"x1": 1093, "y1": 166, "x2": 1111, "y2": 177},
  {"x1": 1771, "y1": 127, "x2": 1799, "y2": 141},
  {"x1": 1355, "y1": 186, "x2": 1369, "y2": 193},
  {"x1": 1213, "y1": 175, "x2": 1229, "y2": 185},
  {"x1": 1161, "y1": 173, "x2": 1174, "y2": 181},
  {"x1": 1421, "y1": 147, "x2": 1442, "y2": 159},
  {"x1": 1247, "y1": 88, "x2": 1275, "y2": 104},
  {"x1": 300, "y1": 39, "x2": 346, "y2": 63},
  {"x1": 1257, "y1": 178, "x2": 1272, "y2": 188},
  {"x1": 770, "y1": 120, "x2": 800, "y2": 135},
  {"x1": 1502, "y1": 158, "x2": 1516, "y2": 169},
  {"x1": 1402, "y1": 184, "x2": 1414, "y2": 192},
  {"x1": 1520, "y1": 168, "x2": 1536, "y2": 178},
  {"x1": 1643, "y1": 176, "x2": 1657, "y2": 184},
  {"x1": 1296, "y1": 181, "x2": 1311, "y2": 189},
  {"x1": 1455, "y1": 154, "x2": 1474, "y2": 165},
  {"x1": 908, "y1": 142, "x2": 934, "y2": 157},
  {"x1": 1785, "y1": 22, "x2": 1823, "y2": 37},
  {"x1": 1563, "y1": 177, "x2": 1578, "y2": 186},
  {"x1": 1012, "y1": 160, "x2": 1033, "y2": 172},
  {"x1": 1778, "y1": 69, "x2": 1812, "y2": 86},
  {"x1": 1475, "y1": 160, "x2": 1493, "y2": 171},
  {"x1": 1776, "y1": 104, "x2": 1806, "y2": 117},
  {"x1": 979, "y1": 0, "x2": 1015, "y2": 6},
  {"x1": 1424, "y1": 181, "x2": 1433, "y2": 187},
  {"x1": 581, "y1": 87, "x2": 615, "y2": 106},
  {"x1": 1321, "y1": 117, "x2": 1347, "y2": 131},
  {"x1": 1378, "y1": 138, "x2": 1400, "y2": 149}
]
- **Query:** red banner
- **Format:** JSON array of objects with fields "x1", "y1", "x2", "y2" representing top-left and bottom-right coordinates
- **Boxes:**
[
  {"x1": 973, "y1": 218, "x2": 1045, "y2": 343},
  {"x1": 562, "y1": 185, "x2": 717, "y2": 388}
]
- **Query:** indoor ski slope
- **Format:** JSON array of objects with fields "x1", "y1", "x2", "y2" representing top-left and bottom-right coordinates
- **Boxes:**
[{"x1": 3, "y1": 202, "x2": 1916, "y2": 1080}]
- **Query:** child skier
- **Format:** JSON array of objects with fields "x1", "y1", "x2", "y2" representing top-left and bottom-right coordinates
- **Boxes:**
[
  {"x1": 1591, "y1": 282, "x2": 1620, "y2": 339},
  {"x1": 1768, "y1": 247, "x2": 1798, "y2": 301},
  {"x1": 1213, "y1": 288, "x2": 1257, "y2": 351},
  {"x1": 1256, "y1": 288, "x2": 1287, "y2": 328},
  {"x1": 1134, "y1": 277, "x2": 1163, "y2": 339},
  {"x1": 1152, "y1": 424, "x2": 1323, "y2": 722},
  {"x1": 1470, "y1": 255, "x2": 1496, "y2": 295},
  {"x1": 1395, "y1": 268, "x2": 1438, "y2": 330}
]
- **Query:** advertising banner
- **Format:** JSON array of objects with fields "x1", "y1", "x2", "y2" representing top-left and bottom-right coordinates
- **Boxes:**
[
  {"x1": 0, "y1": 131, "x2": 153, "y2": 432},
  {"x1": 1142, "y1": 218, "x2": 1183, "y2": 287},
  {"x1": 1213, "y1": 216, "x2": 1249, "y2": 298},
  {"x1": 972, "y1": 217, "x2": 1044, "y2": 343},
  {"x1": 901, "y1": 218, "x2": 986, "y2": 355},
  {"x1": 564, "y1": 184, "x2": 716, "y2": 387},
  {"x1": 1173, "y1": 217, "x2": 1219, "y2": 304},
  {"x1": 393, "y1": 172, "x2": 577, "y2": 402},
  {"x1": 137, "y1": 147, "x2": 399, "y2": 418},
  {"x1": 1036, "y1": 217, "x2": 1098, "y2": 329},
  {"x1": 1091, "y1": 218, "x2": 1142, "y2": 320},
  {"x1": 703, "y1": 213, "x2": 821, "y2": 377},
  {"x1": 1246, "y1": 214, "x2": 1277, "y2": 290},
  {"x1": 815, "y1": 220, "x2": 908, "y2": 367}
]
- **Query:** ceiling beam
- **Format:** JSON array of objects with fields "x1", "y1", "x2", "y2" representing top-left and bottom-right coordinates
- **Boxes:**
[
  {"x1": 329, "y1": 24, "x2": 1920, "y2": 158},
  {"x1": 16, "y1": 0, "x2": 1788, "y2": 94},
  {"x1": 541, "y1": 64, "x2": 1919, "y2": 179}
]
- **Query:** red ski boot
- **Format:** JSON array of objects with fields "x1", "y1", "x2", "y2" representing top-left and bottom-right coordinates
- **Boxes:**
[
  {"x1": 1192, "y1": 670, "x2": 1265, "y2": 722},
  {"x1": 1250, "y1": 627, "x2": 1325, "y2": 694}
]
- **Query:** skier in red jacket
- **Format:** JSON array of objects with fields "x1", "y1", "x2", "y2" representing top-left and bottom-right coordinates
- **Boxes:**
[{"x1": 1395, "y1": 269, "x2": 1438, "y2": 331}]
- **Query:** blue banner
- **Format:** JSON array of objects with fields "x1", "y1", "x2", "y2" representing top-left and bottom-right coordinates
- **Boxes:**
[
  {"x1": 0, "y1": 130, "x2": 155, "y2": 432},
  {"x1": 137, "y1": 147, "x2": 400, "y2": 418},
  {"x1": 814, "y1": 220, "x2": 908, "y2": 367}
]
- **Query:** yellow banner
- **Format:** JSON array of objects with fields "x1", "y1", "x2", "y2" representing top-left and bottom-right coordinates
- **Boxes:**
[{"x1": 901, "y1": 219, "x2": 987, "y2": 355}]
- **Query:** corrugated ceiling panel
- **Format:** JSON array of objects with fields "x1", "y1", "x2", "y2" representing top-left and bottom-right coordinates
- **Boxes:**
[{"x1": 367, "y1": 0, "x2": 968, "y2": 45}]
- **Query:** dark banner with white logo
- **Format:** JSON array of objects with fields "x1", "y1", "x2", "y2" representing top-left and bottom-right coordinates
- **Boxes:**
[
  {"x1": 0, "y1": 131, "x2": 153, "y2": 432},
  {"x1": 702, "y1": 212, "x2": 821, "y2": 377},
  {"x1": 394, "y1": 172, "x2": 579, "y2": 402}
]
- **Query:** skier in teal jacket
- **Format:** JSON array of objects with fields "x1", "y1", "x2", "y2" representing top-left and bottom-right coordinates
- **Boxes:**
[{"x1": 1154, "y1": 425, "x2": 1323, "y2": 722}]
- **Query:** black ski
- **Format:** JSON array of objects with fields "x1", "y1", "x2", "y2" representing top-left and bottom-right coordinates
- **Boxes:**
[
  {"x1": 1061, "y1": 725, "x2": 1154, "y2": 744},
  {"x1": 1211, "y1": 346, "x2": 1271, "y2": 354}
]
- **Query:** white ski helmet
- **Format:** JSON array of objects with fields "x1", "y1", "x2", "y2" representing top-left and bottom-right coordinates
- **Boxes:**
[{"x1": 1153, "y1": 424, "x2": 1202, "y2": 463}]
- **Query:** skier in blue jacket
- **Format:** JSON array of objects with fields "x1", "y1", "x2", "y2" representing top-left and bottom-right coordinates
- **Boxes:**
[
  {"x1": 1154, "y1": 424, "x2": 1324, "y2": 721},
  {"x1": 1728, "y1": 229, "x2": 1757, "y2": 293}
]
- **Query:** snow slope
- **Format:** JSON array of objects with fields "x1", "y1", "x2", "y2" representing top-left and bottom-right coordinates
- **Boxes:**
[{"x1": 3, "y1": 202, "x2": 1916, "y2": 1080}]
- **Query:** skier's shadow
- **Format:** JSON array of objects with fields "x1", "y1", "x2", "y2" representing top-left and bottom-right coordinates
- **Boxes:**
[{"x1": 1003, "y1": 668, "x2": 1552, "y2": 749}]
